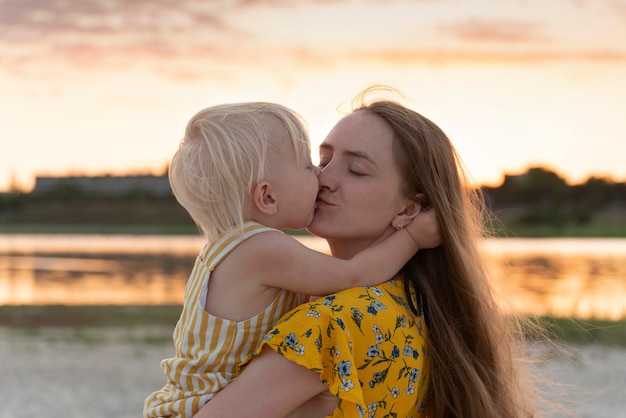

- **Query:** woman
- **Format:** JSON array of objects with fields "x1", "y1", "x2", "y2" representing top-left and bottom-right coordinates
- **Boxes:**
[{"x1": 194, "y1": 86, "x2": 538, "y2": 417}]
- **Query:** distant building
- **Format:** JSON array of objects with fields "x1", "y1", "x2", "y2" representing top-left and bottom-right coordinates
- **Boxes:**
[
  {"x1": 32, "y1": 174, "x2": 172, "y2": 198},
  {"x1": 501, "y1": 173, "x2": 530, "y2": 187}
]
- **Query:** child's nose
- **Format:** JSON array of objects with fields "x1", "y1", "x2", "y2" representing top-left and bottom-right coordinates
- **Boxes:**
[{"x1": 313, "y1": 166, "x2": 321, "y2": 176}]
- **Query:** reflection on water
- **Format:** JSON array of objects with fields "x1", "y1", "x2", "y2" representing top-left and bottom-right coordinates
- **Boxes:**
[
  {"x1": 0, "y1": 252, "x2": 195, "y2": 305},
  {"x1": 1, "y1": 235, "x2": 625, "y2": 319},
  {"x1": 479, "y1": 238, "x2": 626, "y2": 319},
  {"x1": 491, "y1": 253, "x2": 626, "y2": 320}
]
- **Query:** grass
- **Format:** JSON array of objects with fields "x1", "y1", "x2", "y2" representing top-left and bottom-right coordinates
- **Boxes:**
[
  {"x1": 0, "y1": 223, "x2": 314, "y2": 236},
  {"x1": 532, "y1": 316, "x2": 626, "y2": 347},
  {"x1": 2, "y1": 305, "x2": 626, "y2": 347},
  {"x1": 0, "y1": 304, "x2": 183, "y2": 328},
  {"x1": 2, "y1": 220, "x2": 626, "y2": 237},
  {"x1": 0, "y1": 223, "x2": 201, "y2": 235},
  {"x1": 0, "y1": 305, "x2": 183, "y2": 345},
  {"x1": 490, "y1": 220, "x2": 626, "y2": 238}
]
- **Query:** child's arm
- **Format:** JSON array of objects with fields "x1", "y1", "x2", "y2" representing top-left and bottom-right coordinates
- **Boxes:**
[
  {"x1": 249, "y1": 209, "x2": 439, "y2": 296},
  {"x1": 404, "y1": 206, "x2": 440, "y2": 250}
]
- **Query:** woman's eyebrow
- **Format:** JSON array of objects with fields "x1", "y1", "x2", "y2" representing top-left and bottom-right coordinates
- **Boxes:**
[
  {"x1": 344, "y1": 150, "x2": 375, "y2": 165},
  {"x1": 319, "y1": 143, "x2": 376, "y2": 165}
]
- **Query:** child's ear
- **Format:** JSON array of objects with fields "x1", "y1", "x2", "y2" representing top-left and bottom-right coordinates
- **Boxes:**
[{"x1": 252, "y1": 181, "x2": 278, "y2": 215}]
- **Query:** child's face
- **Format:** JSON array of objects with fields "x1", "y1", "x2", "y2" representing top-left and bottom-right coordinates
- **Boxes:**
[{"x1": 266, "y1": 128, "x2": 320, "y2": 230}]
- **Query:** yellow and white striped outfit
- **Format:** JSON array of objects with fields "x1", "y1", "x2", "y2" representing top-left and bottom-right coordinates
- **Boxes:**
[{"x1": 144, "y1": 221, "x2": 305, "y2": 417}]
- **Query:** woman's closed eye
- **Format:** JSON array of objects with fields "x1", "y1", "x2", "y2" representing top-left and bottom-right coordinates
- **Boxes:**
[
  {"x1": 347, "y1": 163, "x2": 369, "y2": 176},
  {"x1": 349, "y1": 168, "x2": 367, "y2": 176}
]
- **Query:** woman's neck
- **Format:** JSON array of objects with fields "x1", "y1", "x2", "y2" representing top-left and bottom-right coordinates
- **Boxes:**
[
  {"x1": 327, "y1": 234, "x2": 390, "y2": 260},
  {"x1": 326, "y1": 241, "x2": 357, "y2": 260}
]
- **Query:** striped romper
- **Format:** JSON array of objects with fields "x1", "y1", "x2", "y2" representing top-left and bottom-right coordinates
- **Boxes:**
[{"x1": 143, "y1": 221, "x2": 305, "y2": 417}]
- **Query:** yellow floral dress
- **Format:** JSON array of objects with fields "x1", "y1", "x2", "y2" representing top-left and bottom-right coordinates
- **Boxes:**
[{"x1": 243, "y1": 279, "x2": 429, "y2": 418}]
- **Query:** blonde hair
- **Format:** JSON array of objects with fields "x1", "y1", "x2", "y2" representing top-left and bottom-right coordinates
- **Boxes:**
[
  {"x1": 169, "y1": 102, "x2": 311, "y2": 241},
  {"x1": 351, "y1": 86, "x2": 539, "y2": 417}
]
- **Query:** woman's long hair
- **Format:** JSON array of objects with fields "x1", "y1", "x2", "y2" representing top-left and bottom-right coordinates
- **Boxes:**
[{"x1": 352, "y1": 86, "x2": 538, "y2": 418}]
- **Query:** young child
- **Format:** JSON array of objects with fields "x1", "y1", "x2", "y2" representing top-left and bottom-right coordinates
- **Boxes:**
[{"x1": 143, "y1": 102, "x2": 439, "y2": 417}]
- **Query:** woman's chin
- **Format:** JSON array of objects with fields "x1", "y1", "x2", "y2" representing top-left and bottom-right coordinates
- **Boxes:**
[{"x1": 306, "y1": 218, "x2": 328, "y2": 238}]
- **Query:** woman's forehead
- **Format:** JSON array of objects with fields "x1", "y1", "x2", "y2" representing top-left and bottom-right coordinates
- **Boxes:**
[{"x1": 322, "y1": 111, "x2": 393, "y2": 154}]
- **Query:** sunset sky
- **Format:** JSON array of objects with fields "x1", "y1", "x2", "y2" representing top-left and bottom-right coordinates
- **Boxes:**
[{"x1": 1, "y1": 0, "x2": 625, "y2": 192}]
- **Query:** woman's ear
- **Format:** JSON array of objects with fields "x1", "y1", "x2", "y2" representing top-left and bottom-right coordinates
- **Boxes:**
[
  {"x1": 415, "y1": 192, "x2": 432, "y2": 210},
  {"x1": 392, "y1": 194, "x2": 428, "y2": 229},
  {"x1": 251, "y1": 182, "x2": 278, "y2": 215}
]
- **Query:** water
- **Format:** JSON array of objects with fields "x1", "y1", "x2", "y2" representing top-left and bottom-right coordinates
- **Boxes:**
[{"x1": 1, "y1": 235, "x2": 625, "y2": 320}]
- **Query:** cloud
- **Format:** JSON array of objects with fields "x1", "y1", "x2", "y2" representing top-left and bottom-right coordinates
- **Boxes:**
[
  {"x1": 439, "y1": 18, "x2": 547, "y2": 43},
  {"x1": 0, "y1": 0, "x2": 242, "y2": 42},
  {"x1": 0, "y1": 0, "x2": 251, "y2": 79},
  {"x1": 612, "y1": 0, "x2": 626, "y2": 18},
  {"x1": 346, "y1": 48, "x2": 626, "y2": 66},
  {"x1": 1, "y1": 0, "x2": 625, "y2": 84}
]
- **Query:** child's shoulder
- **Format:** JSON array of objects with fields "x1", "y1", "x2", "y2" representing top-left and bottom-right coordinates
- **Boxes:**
[
  {"x1": 237, "y1": 226, "x2": 292, "y2": 251},
  {"x1": 240, "y1": 220, "x2": 283, "y2": 235},
  {"x1": 215, "y1": 221, "x2": 284, "y2": 246},
  {"x1": 214, "y1": 225, "x2": 298, "y2": 283},
  {"x1": 201, "y1": 221, "x2": 285, "y2": 264},
  {"x1": 232, "y1": 225, "x2": 304, "y2": 265}
]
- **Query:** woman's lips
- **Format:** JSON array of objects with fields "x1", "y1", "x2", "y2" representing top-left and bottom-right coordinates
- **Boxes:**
[{"x1": 316, "y1": 197, "x2": 333, "y2": 207}]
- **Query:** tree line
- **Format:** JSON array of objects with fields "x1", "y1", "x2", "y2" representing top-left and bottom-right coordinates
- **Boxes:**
[
  {"x1": 1, "y1": 166, "x2": 625, "y2": 232},
  {"x1": 482, "y1": 167, "x2": 626, "y2": 227}
]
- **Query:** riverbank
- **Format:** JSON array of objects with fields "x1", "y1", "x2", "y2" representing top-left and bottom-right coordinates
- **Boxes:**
[
  {"x1": 2, "y1": 306, "x2": 626, "y2": 418},
  {"x1": 2, "y1": 322, "x2": 626, "y2": 418},
  {"x1": 3, "y1": 305, "x2": 625, "y2": 346},
  {"x1": 2, "y1": 199, "x2": 626, "y2": 238},
  {"x1": 2, "y1": 220, "x2": 626, "y2": 237},
  {"x1": 0, "y1": 223, "x2": 311, "y2": 236}
]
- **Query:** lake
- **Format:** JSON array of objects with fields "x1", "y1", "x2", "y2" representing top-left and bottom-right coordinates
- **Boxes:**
[{"x1": 1, "y1": 235, "x2": 625, "y2": 320}]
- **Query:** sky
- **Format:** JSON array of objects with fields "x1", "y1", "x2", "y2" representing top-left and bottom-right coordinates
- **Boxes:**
[{"x1": 1, "y1": 0, "x2": 625, "y2": 192}]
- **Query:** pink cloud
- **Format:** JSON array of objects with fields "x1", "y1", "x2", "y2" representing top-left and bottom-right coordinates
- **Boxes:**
[{"x1": 439, "y1": 18, "x2": 547, "y2": 43}]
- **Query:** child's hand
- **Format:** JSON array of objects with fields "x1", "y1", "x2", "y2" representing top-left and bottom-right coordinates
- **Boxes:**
[{"x1": 406, "y1": 207, "x2": 441, "y2": 250}]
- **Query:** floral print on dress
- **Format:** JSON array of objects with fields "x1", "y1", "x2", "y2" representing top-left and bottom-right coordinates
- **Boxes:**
[{"x1": 245, "y1": 280, "x2": 429, "y2": 418}]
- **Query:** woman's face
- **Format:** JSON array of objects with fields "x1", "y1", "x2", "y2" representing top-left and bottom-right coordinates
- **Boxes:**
[{"x1": 308, "y1": 110, "x2": 409, "y2": 257}]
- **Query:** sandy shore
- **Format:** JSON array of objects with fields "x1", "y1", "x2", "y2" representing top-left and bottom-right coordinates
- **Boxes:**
[{"x1": 1, "y1": 326, "x2": 625, "y2": 418}]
